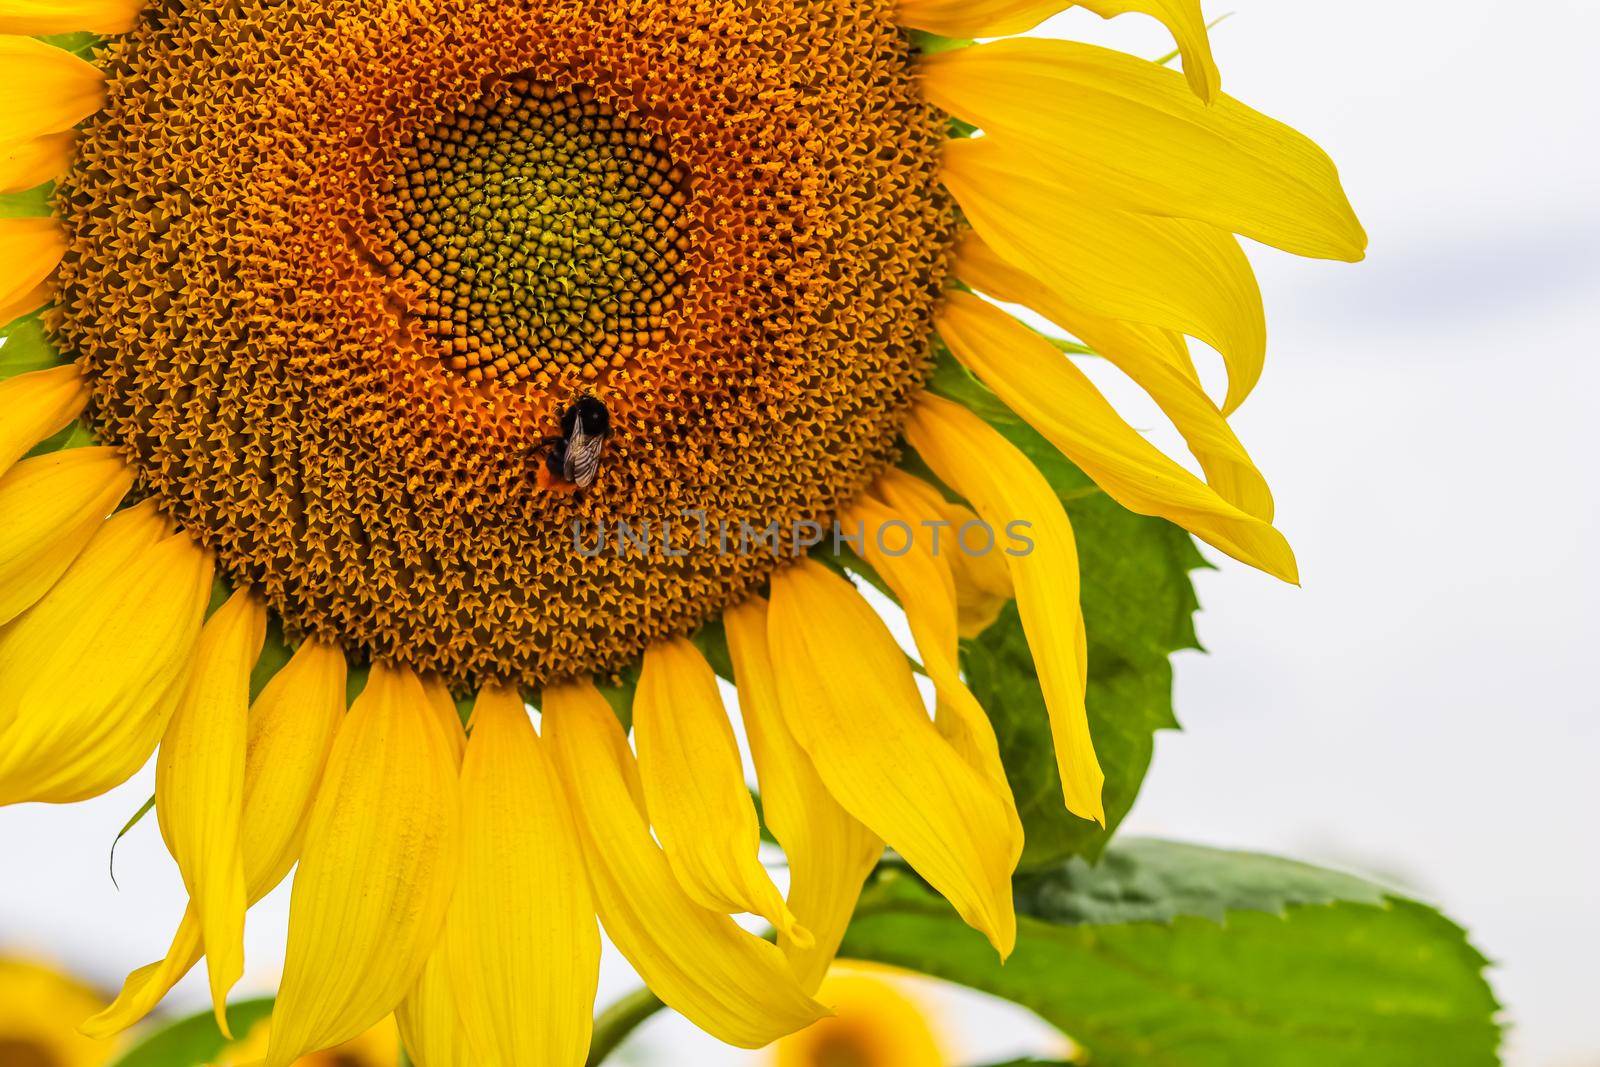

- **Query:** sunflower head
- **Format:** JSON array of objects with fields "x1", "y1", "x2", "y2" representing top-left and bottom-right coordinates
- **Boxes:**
[
  {"x1": 0, "y1": 955, "x2": 121, "y2": 1067},
  {"x1": 0, "y1": 0, "x2": 1362, "y2": 1064},
  {"x1": 46, "y1": 0, "x2": 955, "y2": 689},
  {"x1": 771, "y1": 963, "x2": 950, "y2": 1067}
]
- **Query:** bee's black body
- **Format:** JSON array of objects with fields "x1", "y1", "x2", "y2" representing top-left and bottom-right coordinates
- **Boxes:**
[{"x1": 542, "y1": 396, "x2": 611, "y2": 489}]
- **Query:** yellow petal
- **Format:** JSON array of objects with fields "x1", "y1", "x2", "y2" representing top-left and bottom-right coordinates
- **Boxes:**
[
  {"x1": 239, "y1": 640, "x2": 350, "y2": 896},
  {"x1": 446, "y1": 683, "x2": 599, "y2": 1067},
  {"x1": 879, "y1": 469, "x2": 1014, "y2": 637},
  {"x1": 1074, "y1": 0, "x2": 1218, "y2": 101},
  {"x1": 397, "y1": 684, "x2": 468, "y2": 1066},
  {"x1": 905, "y1": 394, "x2": 1106, "y2": 823},
  {"x1": 397, "y1": 946, "x2": 479, "y2": 1067},
  {"x1": 723, "y1": 597, "x2": 881, "y2": 994},
  {"x1": 0, "y1": 36, "x2": 104, "y2": 145},
  {"x1": 765, "y1": 559, "x2": 1018, "y2": 955},
  {"x1": 0, "y1": 447, "x2": 132, "y2": 625},
  {"x1": 265, "y1": 663, "x2": 460, "y2": 1066},
  {"x1": 634, "y1": 637, "x2": 807, "y2": 945},
  {"x1": 937, "y1": 290, "x2": 1297, "y2": 582},
  {"x1": 543, "y1": 679, "x2": 826, "y2": 1048},
  {"x1": 955, "y1": 231, "x2": 1274, "y2": 520},
  {"x1": 923, "y1": 40, "x2": 1364, "y2": 261},
  {"x1": 849, "y1": 473, "x2": 1022, "y2": 844},
  {"x1": 0, "y1": 0, "x2": 140, "y2": 34},
  {"x1": 0, "y1": 505, "x2": 213, "y2": 805},
  {"x1": 897, "y1": 0, "x2": 1218, "y2": 101},
  {"x1": 0, "y1": 279, "x2": 52, "y2": 329},
  {"x1": 422, "y1": 674, "x2": 466, "y2": 765},
  {"x1": 940, "y1": 135, "x2": 1267, "y2": 413},
  {"x1": 896, "y1": 0, "x2": 1067, "y2": 36},
  {"x1": 153, "y1": 587, "x2": 265, "y2": 1037},
  {"x1": 0, "y1": 364, "x2": 87, "y2": 478},
  {"x1": 0, "y1": 132, "x2": 73, "y2": 194},
  {"x1": 0, "y1": 217, "x2": 63, "y2": 331},
  {"x1": 82, "y1": 639, "x2": 348, "y2": 1039}
]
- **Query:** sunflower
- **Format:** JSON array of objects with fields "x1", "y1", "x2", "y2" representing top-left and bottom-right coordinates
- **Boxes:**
[
  {"x1": 0, "y1": 0, "x2": 1362, "y2": 1063},
  {"x1": 0, "y1": 955, "x2": 123, "y2": 1067},
  {"x1": 768, "y1": 963, "x2": 951, "y2": 1067}
]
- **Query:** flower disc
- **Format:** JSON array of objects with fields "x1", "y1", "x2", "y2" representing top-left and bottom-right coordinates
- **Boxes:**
[{"x1": 50, "y1": 0, "x2": 956, "y2": 686}]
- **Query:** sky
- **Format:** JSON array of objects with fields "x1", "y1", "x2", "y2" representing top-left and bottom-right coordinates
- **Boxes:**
[{"x1": 3, "y1": 1, "x2": 1598, "y2": 1065}]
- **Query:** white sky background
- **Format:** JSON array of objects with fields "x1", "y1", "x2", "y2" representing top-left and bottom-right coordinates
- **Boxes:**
[{"x1": 3, "y1": 0, "x2": 1598, "y2": 1065}]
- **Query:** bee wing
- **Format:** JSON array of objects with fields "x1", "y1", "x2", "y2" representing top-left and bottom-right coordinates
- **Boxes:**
[{"x1": 563, "y1": 429, "x2": 607, "y2": 489}]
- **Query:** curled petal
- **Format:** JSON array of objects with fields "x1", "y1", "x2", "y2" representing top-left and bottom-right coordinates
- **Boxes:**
[
  {"x1": 849, "y1": 474, "x2": 1020, "y2": 843},
  {"x1": 897, "y1": 0, "x2": 1218, "y2": 101},
  {"x1": 0, "y1": 447, "x2": 132, "y2": 625},
  {"x1": 635, "y1": 637, "x2": 807, "y2": 944},
  {"x1": 896, "y1": 0, "x2": 1071, "y2": 36},
  {"x1": 446, "y1": 683, "x2": 599, "y2": 1067},
  {"x1": 941, "y1": 135, "x2": 1267, "y2": 413},
  {"x1": 0, "y1": 0, "x2": 143, "y2": 34},
  {"x1": 766, "y1": 559, "x2": 1019, "y2": 955},
  {"x1": 1072, "y1": 0, "x2": 1218, "y2": 101},
  {"x1": 906, "y1": 394, "x2": 1105, "y2": 823},
  {"x1": 154, "y1": 588, "x2": 265, "y2": 1035},
  {"x1": 0, "y1": 504, "x2": 212, "y2": 806},
  {"x1": 0, "y1": 364, "x2": 87, "y2": 478},
  {"x1": 922, "y1": 40, "x2": 1364, "y2": 261},
  {"x1": 543, "y1": 679, "x2": 826, "y2": 1049},
  {"x1": 0, "y1": 37, "x2": 104, "y2": 145},
  {"x1": 937, "y1": 290, "x2": 1297, "y2": 582},
  {"x1": 265, "y1": 664, "x2": 460, "y2": 1066},
  {"x1": 955, "y1": 231, "x2": 1274, "y2": 520},
  {"x1": 723, "y1": 598, "x2": 881, "y2": 993},
  {"x1": 879, "y1": 468, "x2": 1014, "y2": 637},
  {"x1": 83, "y1": 640, "x2": 348, "y2": 1039}
]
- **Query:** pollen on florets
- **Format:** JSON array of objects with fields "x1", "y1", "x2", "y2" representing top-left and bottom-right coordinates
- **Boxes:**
[{"x1": 50, "y1": 0, "x2": 958, "y2": 688}]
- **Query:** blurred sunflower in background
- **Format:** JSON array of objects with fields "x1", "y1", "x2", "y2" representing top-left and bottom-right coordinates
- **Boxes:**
[
  {"x1": 0, "y1": 953, "x2": 396, "y2": 1067},
  {"x1": 0, "y1": 0, "x2": 1362, "y2": 1063},
  {"x1": 0, "y1": 955, "x2": 121, "y2": 1067},
  {"x1": 769, "y1": 963, "x2": 951, "y2": 1067}
]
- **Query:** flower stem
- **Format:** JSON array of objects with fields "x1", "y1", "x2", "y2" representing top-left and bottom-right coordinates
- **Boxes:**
[{"x1": 586, "y1": 986, "x2": 667, "y2": 1066}]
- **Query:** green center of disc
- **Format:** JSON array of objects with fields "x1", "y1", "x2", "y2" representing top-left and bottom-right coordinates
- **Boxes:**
[{"x1": 379, "y1": 81, "x2": 691, "y2": 387}]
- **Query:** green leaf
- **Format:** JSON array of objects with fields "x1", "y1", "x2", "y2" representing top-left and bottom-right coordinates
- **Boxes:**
[
  {"x1": 0, "y1": 183, "x2": 52, "y2": 219},
  {"x1": 1, "y1": 313, "x2": 63, "y2": 379},
  {"x1": 595, "y1": 660, "x2": 641, "y2": 730},
  {"x1": 107, "y1": 998, "x2": 275, "y2": 1067},
  {"x1": 39, "y1": 32, "x2": 102, "y2": 57},
  {"x1": 909, "y1": 30, "x2": 974, "y2": 56},
  {"x1": 928, "y1": 353, "x2": 1206, "y2": 868},
  {"x1": 25, "y1": 420, "x2": 96, "y2": 459},
  {"x1": 250, "y1": 616, "x2": 297, "y2": 701},
  {"x1": 843, "y1": 839, "x2": 1502, "y2": 1067}
]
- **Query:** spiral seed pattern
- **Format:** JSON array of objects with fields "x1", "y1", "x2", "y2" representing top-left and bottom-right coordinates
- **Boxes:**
[
  {"x1": 377, "y1": 82, "x2": 692, "y2": 387},
  {"x1": 51, "y1": 0, "x2": 956, "y2": 688}
]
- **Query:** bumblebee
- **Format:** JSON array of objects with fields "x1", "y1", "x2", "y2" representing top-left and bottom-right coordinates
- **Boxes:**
[{"x1": 542, "y1": 396, "x2": 611, "y2": 490}]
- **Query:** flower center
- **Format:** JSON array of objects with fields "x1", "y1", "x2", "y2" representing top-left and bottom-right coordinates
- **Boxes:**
[
  {"x1": 52, "y1": 0, "x2": 955, "y2": 689},
  {"x1": 0, "y1": 1040, "x2": 60, "y2": 1067},
  {"x1": 376, "y1": 81, "x2": 692, "y2": 387}
]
